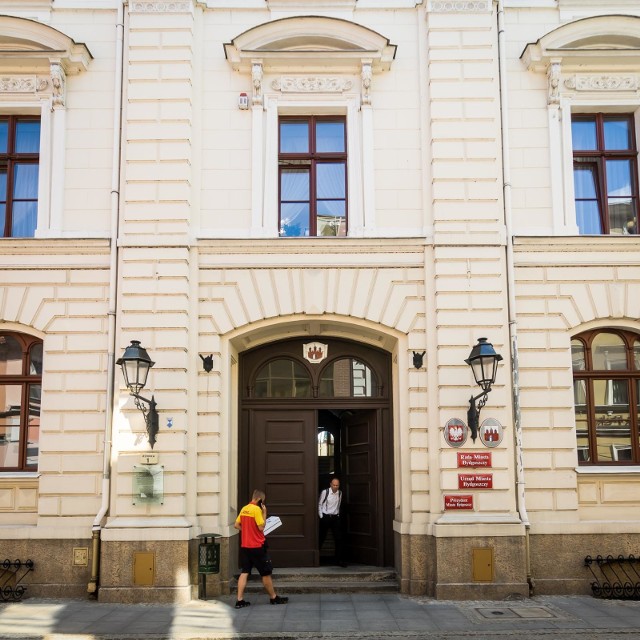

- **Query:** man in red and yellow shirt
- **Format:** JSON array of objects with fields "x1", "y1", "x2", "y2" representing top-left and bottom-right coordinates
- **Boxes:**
[{"x1": 234, "y1": 489, "x2": 288, "y2": 608}]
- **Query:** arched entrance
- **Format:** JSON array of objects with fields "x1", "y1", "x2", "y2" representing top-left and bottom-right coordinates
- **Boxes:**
[{"x1": 239, "y1": 337, "x2": 394, "y2": 568}]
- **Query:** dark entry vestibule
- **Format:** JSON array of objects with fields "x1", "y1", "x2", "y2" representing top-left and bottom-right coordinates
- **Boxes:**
[{"x1": 239, "y1": 337, "x2": 394, "y2": 568}]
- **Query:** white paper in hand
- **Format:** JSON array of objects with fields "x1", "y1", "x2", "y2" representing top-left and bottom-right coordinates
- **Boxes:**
[{"x1": 264, "y1": 516, "x2": 282, "y2": 535}]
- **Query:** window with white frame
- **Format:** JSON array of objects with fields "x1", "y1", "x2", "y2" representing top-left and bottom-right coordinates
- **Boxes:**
[{"x1": 0, "y1": 16, "x2": 90, "y2": 238}]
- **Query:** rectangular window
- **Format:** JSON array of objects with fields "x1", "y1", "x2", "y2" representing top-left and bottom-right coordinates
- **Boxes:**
[
  {"x1": 0, "y1": 116, "x2": 41, "y2": 238},
  {"x1": 278, "y1": 116, "x2": 347, "y2": 237}
]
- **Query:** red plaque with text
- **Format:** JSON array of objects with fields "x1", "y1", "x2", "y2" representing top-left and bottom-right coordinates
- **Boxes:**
[
  {"x1": 458, "y1": 473, "x2": 493, "y2": 489},
  {"x1": 457, "y1": 452, "x2": 492, "y2": 468},
  {"x1": 444, "y1": 495, "x2": 474, "y2": 510}
]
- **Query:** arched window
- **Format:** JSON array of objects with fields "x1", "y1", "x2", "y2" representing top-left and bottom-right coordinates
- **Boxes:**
[
  {"x1": 318, "y1": 358, "x2": 377, "y2": 397},
  {"x1": 0, "y1": 332, "x2": 42, "y2": 470},
  {"x1": 572, "y1": 329, "x2": 640, "y2": 464},
  {"x1": 254, "y1": 358, "x2": 312, "y2": 398}
]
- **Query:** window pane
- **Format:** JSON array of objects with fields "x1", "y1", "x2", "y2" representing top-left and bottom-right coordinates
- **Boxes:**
[
  {"x1": 591, "y1": 333, "x2": 627, "y2": 370},
  {"x1": 280, "y1": 122, "x2": 309, "y2": 153},
  {"x1": 574, "y1": 165, "x2": 598, "y2": 198},
  {"x1": 280, "y1": 203, "x2": 310, "y2": 237},
  {"x1": 575, "y1": 201, "x2": 602, "y2": 234},
  {"x1": 29, "y1": 344, "x2": 43, "y2": 375},
  {"x1": 11, "y1": 201, "x2": 37, "y2": 238},
  {"x1": 608, "y1": 200, "x2": 634, "y2": 235},
  {"x1": 0, "y1": 334, "x2": 23, "y2": 375},
  {"x1": 254, "y1": 359, "x2": 311, "y2": 398},
  {"x1": 319, "y1": 358, "x2": 376, "y2": 397},
  {"x1": 281, "y1": 168, "x2": 309, "y2": 200},
  {"x1": 593, "y1": 378, "x2": 630, "y2": 462},
  {"x1": 0, "y1": 120, "x2": 7, "y2": 153},
  {"x1": 606, "y1": 160, "x2": 632, "y2": 197},
  {"x1": 574, "y1": 380, "x2": 589, "y2": 462},
  {"x1": 603, "y1": 118, "x2": 632, "y2": 150},
  {"x1": 572, "y1": 119, "x2": 597, "y2": 150},
  {"x1": 27, "y1": 383, "x2": 40, "y2": 468},
  {"x1": 15, "y1": 121, "x2": 40, "y2": 154},
  {"x1": 0, "y1": 168, "x2": 6, "y2": 202},
  {"x1": 317, "y1": 203, "x2": 346, "y2": 237},
  {"x1": 635, "y1": 340, "x2": 640, "y2": 369},
  {"x1": 316, "y1": 121, "x2": 345, "y2": 153},
  {"x1": 571, "y1": 340, "x2": 586, "y2": 371},
  {"x1": 317, "y1": 163, "x2": 345, "y2": 199},
  {"x1": 318, "y1": 429, "x2": 334, "y2": 457},
  {"x1": 13, "y1": 164, "x2": 39, "y2": 199},
  {"x1": 0, "y1": 383, "x2": 22, "y2": 468}
]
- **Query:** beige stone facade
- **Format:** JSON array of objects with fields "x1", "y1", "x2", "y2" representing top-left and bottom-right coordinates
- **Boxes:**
[{"x1": 0, "y1": 0, "x2": 639, "y2": 602}]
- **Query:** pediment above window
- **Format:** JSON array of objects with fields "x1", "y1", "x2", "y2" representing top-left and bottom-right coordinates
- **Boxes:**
[
  {"x1": 521, "y1": 15, "x2": 640, "y2": 71},
  {"x1": 0, "y1": 15, "x2": 92, "y2": 75},
  {"x1": 224, "y1": 16, "x2": 396, "y2": 73}
]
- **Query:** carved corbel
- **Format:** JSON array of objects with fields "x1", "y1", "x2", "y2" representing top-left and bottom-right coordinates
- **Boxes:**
[
  {"x1": 252, "y1": 61, "x2": 263, "y2": 106},
  {"x1": 547, "y1": 59, "x2": 561, "y2": 106},
  {"x1": 50, "y1": 62, "x2": 66, "y2": 109},
  {"x1": 361, "y1": 61, "x2": 372, "y2": 106}
]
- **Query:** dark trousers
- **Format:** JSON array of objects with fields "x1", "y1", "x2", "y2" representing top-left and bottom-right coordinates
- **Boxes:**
[{"x1": 319, "y1": 514, "x2": 345, "y2": 564}]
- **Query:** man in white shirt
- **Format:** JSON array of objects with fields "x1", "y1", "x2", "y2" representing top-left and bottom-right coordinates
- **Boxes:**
[{"x1": 318, "y1": 477, "x2": 347, "y2": 567}]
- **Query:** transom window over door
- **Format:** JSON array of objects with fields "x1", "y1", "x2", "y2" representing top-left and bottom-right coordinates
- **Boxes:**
[
  {"x1": 572, "y1": 114, "x2": 638, "y2": 235},
  {"x1": 0, "y1": 116, "x2": 40, "y2": 238},
  {"x1": 572, "y1": 329, "x2": 640, "y2": 464},
  {"x1": 279, "y1": 116, "x2": 347, "y2": 237}
]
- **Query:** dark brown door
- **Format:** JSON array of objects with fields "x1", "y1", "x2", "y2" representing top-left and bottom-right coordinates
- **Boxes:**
[
  {"x1": 342, "y1": 410, "x2": 381, "y2": 566},
  {"x1": 248, "y1": 409, "x2": 318, "y2": 566}
]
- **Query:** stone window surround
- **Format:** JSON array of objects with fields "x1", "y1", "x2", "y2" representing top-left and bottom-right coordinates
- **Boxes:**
[
  {"x1": 521, "y1": 14, "x2": 640, "y2": 236},
  {"x1": 0, "y1": 16, "x2": 91, "y2": 239},
  {"x1": 219, "y1": 16, "x2": 396, "y2": 239}
]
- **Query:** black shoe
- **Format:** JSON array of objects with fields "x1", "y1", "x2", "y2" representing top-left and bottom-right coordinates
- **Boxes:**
[
  {"x1": 235, "y1": 599, "x2": 251, "y2": 609},
  {"x1": 270, "y1": 595, "x2": 289, "y2": 605}
]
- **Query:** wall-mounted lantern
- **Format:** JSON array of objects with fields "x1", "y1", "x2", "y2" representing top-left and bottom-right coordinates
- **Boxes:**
[
  {"x1": 116, "y1": 340, "x2": 159, "y2": 449},
  {"x1": 464, "y1": 337, "x2": 503, "y2": 442}
]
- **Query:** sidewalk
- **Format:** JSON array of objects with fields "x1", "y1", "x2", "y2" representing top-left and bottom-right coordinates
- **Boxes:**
[{"x1": 1, "y1": 593, "x2": 640, "y2": 639}]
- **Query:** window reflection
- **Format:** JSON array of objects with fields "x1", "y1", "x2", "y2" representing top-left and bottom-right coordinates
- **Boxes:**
[
  {"x1": 571, "y1": 340, "x2": 585, "y2": 371},
  {"x1": 591, "y1": 333, "x2": 627, "y2": 370},
  {"x1": 319, "y1": 358, "x2": 376, "y2": 397}
]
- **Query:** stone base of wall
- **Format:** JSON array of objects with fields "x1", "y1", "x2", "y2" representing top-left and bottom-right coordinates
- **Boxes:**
[
  {"x1": 528, "y1": 533, "x2": 640, "y2": 596},
  {"x1": 0, "y1": 539, "x2": 92, "y2": 599},
  {"x1": 396, "y1": 532, "x2": 529, "y2": 599}
]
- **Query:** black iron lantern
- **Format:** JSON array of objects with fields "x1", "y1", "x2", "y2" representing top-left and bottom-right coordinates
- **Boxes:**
[
  {"x1": 117, "y1": 340, "x2": 159, "y2": 448},
  {"x1": 465, "y1": 338, "x2": 503, "y2": 442}
]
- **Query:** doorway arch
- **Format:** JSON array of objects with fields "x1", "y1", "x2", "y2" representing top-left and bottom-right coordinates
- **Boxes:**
[{"x1": 239, "y1": 336, "x2": 394, "y2": 567}]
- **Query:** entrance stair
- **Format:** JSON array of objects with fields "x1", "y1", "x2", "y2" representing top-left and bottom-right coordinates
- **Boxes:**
[{"x1": 237, "y1": 565, "x2": 399, "y2": 594}]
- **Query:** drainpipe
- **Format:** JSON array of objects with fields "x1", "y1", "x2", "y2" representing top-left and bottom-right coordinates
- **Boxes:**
[
  {"x1": 87, "y1": 0, "x2": 126, "y2": 597},
  {"x1": 495, "y1": 0, "x2": 533, "y2": 595}
]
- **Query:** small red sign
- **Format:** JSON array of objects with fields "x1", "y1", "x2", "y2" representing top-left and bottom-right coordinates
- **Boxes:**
[
  {"x1": 458, "y1": 473, "x2": 493, "y2": 489},
  {"x1": 457, "y1": 452, "x2": 492, "y2": 468},
  {"x1": 444, "y1": 495, "x2": 474, "y2": 510}
]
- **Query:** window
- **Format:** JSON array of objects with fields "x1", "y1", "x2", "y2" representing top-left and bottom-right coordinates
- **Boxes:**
[
  {"x1": 0, "y1": 332, "x2": 42, "y2": 470},
  {"x1": 254, "y1": 358, "x2": 312, "y2": 398},
  {"x1": 318, "y1": 358, "x2": 377, "y2": 397},
  {"x1": 572, "y1": 114, "x2": 638, "y2": 235},
  {"x1": 0, "y1": 117, "x2": 40, "y2": 238},
  {"x1": 279, "y1": 116, "x2": 347, "y2": 237},
  {"x1": 572, "y1": 329, "x2": 640, "y2": 464}
]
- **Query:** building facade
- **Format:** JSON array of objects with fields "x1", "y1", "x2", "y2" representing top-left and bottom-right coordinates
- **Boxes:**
[{"x1": 0, "y1": 0, "x2": 639, "y2": 602}]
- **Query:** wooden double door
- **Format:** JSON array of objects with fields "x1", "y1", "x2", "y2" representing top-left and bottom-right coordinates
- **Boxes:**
[
  {"x1": 242, "y1": 407, "x2": 391, "y2": 567},
  {"x1": 239, "y1": 338, "x2": 394, "y2": 568}
]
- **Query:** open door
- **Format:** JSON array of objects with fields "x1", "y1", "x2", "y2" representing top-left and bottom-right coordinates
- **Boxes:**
[{"x1": 342, "y1": 409, "x2": 381, "y2": 566}]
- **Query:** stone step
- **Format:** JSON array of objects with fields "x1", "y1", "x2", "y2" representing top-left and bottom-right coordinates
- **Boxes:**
[{"x1": 234, "y1": 566, "x2": 399, "y2": 594}]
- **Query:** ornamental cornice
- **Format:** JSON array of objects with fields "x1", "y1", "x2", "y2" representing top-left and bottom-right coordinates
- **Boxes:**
[
  {"x1": 130, "y1": 2, "x2": 192, "y2": 12},
  {"x1": 564, "y1": 74, "x2": 638, "y2": 92},
  {"x1": 272, "y1": 76, "x2": 353, "y2": 93},
  {"x1": 427, "y1": 0, "x2": 491, "y2": 12}
]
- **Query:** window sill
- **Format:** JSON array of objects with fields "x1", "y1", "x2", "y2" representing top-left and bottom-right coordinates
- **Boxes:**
[{"x1": 576, "y1": 466, "x2": 640, "y2": 474}]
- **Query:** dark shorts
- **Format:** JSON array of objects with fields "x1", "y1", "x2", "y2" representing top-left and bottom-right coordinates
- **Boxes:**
[{"x1": 239, "y1": 545, "x2": 273, "y2": 577}]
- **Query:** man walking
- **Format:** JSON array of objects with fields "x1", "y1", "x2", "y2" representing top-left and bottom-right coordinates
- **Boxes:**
[
  {"x1": 318, "y1": 477, "x2": 347, "y2": 567},
  {"x1": 234, "y1": 489, "x2": 289, "y2": 608}
]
